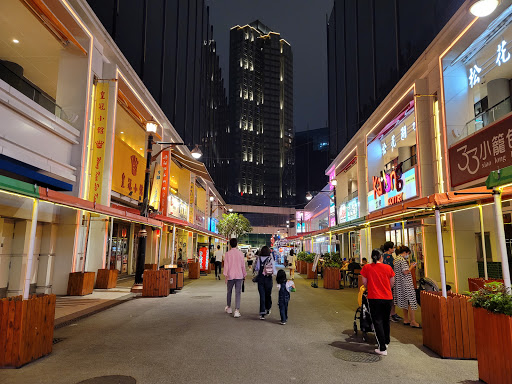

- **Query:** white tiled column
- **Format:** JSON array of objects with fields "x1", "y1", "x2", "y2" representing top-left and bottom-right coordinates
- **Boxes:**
[{"x1": 36, "y1": 223, "x2": 58, "y2": 294}]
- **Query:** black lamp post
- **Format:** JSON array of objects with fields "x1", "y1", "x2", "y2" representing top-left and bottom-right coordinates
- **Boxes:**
[{"x1": 133, "y1": 121, "x2": 198, "y2": 286}]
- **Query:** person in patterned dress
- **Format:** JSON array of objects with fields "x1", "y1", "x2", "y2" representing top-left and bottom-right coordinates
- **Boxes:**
[{"x1": 393, "y1": 246, "x2": 420, "y2": 328}]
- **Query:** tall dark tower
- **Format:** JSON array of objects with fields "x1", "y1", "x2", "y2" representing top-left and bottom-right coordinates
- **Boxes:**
[{"x1": 229, "y1": 20, "x2": 295, "y2": 206}]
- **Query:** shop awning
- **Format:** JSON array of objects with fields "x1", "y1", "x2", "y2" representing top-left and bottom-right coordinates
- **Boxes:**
[
  {"x1": 153, "y1": 214, "x2": 227, "y2": 241},
  {"x1": 39, "y1": 189, "x2": 163, "y2": 227},
  {"x1": 171, "y1": 151, "x2": 213, "y2": 183}
]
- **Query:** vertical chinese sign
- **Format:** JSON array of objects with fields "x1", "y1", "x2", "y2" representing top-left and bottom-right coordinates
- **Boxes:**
[
  {"x1": 88, "y1": 81, "x2": 109, "y2": 203},
  {"x1": 189, "y1": 175, "x2": 196, "y2": 223},
  {"x1": 149, "y1": 164, "x2": 163, "y2": 209},
  {"x1": 160, "y1": 150, "x2": 170, "y2": 215}
]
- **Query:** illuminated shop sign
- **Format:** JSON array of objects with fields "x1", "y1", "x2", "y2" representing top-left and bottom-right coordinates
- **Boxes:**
[
  {"x1": 468, "y1": 40, "x2": 511, "y2": 88},
  {"x1": 337, "y1": 197, "x2": 359, "y2": 224},
  {"x1": 168, "y1": 195, "x2": 188, "y2": 220},
  {"x1": 368, "y1": 167, "x2": 417, "y2": 212},
  {"x1": 329, "y1": 198, "x2": 336, "y2": 226}
]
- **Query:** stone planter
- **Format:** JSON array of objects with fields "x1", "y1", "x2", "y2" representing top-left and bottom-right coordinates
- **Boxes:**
[
  {"x1": 473, "y1": 307, "x2": 512, "y2": 383},
  {"x1": 95, "y1": 269, "x2": 118, "y2": 289},
  {"x1": 323, "y1": 267, "x2": 341, "y2": 289},
  {"x1": 421, "y1": 291, "x2": 476, "y2": 359},
  {"x1": 67, "y1": 272, "x2": 95, "y2": 296},
  {"x1": 0, "y1": 294, "x2": 56, "y2": 368}
]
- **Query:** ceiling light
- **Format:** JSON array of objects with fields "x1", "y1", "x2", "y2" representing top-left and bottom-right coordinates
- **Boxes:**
[
  {"x1": 306, "y1": 192, "x2": 313, "y2": 201},
  {"x1": 140, "y1": 148, "x2": 143, "y2": 150},
  {"x1": 12, "y1": 39, "x2": 19, "y2": 44},
  {"x1": 469, "y1": 0, "x2": 499, "y2": 17},
  {"x1": 120, "y1": 131, "x2": 124, "y2": 134}
]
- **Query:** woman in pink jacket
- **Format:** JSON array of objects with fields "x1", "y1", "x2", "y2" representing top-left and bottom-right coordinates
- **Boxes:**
[{"x1": 223, "y1": 238, "x2": 247, "y2": 318}]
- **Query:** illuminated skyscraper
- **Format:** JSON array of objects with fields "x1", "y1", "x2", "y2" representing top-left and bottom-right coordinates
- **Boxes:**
[{"x1": 229, "y1": 20, "x2": 295, "y2": 206}]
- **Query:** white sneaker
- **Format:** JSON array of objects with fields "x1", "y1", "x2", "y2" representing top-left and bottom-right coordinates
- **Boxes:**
[
  {"x1": 234, "y1": 310, "x2": 241, "y2": 318},
  {"x1": 259, "y1": 315, "x2": 265, "y2": 320},
  {"x1": 225, "y1": 306, "x2": 232, "y2": 314},
  {"x1": 374, "y1": 349, "x2": 387, "y2": 356}
]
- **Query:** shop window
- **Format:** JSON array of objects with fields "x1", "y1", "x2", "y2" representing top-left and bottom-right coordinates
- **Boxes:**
[{"x1": 475, "y1": 232, "x2": 492, "y2": 262}]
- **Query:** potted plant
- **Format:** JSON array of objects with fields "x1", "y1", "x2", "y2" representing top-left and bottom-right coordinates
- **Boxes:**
[
  {"x1": 296, "y1": 251, "x2": 307, "y2": 274},
  {"x1": 323, "y1": 252, "x2": 342, "y2": 289},
  {"x1": 468, "y1": 282, "x2": 512, "y2": 383},
  {"x1": 305, "y1": 253, "x2": 316, "y2": 279}
]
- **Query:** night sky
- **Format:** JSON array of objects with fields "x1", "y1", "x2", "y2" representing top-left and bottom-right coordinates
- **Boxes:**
[{"x1": 206, "y1": 0, "x2": 334, "y2": 132}]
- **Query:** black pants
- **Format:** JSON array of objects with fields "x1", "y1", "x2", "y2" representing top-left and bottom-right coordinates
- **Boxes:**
[
  {"x1": 369, "y1": 299, "x2": 393, "y2": 351},
  {"x1": 278, "y1": 285, "x2": 290, "y2": 323},
  {"x1": 258, "y1": 276, "x2": 273, "y2": 315},
  {"x1": 215, "y1": 261, "x2": 222, "y2": 277}
]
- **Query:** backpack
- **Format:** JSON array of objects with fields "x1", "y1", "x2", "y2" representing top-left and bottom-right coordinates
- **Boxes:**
[{"x1": 262, "y1": 257, "x2": 273, "y2": 276}]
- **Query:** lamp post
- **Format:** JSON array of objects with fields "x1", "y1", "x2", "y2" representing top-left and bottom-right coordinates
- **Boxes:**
[
  {"x1": 330, "y1": 179, "x2": 339, "y2": 252},
  {"x1": 134, "y1": 121, "x2": 157, "y2": 285},
  {"x1": 133, "y1": 121, "x2": 202, "y2": 287}
]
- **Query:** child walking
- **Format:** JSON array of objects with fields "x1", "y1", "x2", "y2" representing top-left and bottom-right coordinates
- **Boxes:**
[{"x1": 276, "y1": 269, "x2": 295, "y2": 325}]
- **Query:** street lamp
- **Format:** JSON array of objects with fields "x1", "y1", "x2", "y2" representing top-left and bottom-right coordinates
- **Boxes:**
[
  {"x1": 306, "y1": 192, "x2": 313, "y2": 201},
  {"x1": 469, "y1": 0, "x2": 499, "y2": 17},
  {"x1": 191, "y1": 145, "x2": 203, "y2": 159},
  {"x1": 229, "y1": 208, "x2": 233, "y2": 212}
]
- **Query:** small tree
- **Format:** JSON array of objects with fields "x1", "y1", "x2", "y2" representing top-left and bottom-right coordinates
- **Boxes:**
[{"x1": 217, "y1": 213, "x2": 253, "y2": 239}]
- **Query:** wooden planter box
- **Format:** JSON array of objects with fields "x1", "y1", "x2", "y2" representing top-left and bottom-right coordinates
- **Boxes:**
[
  {"x1": 0, "y1": 294, "x2": 56, "y2": 368},
  {"x1": 176, "y1": 272, "x2": 184, "y2": 290},
  {"x1": 473, "y1": 307, "x2": 512, "y2": 384},
  {"x1": 67, "y1": 272, "x2": 95, "y2": 296},
  {"x1": 144, "y1": 264, "x2": 157, "y2": 271},
  {"x1": 95, "y1": 269, "x2": 118, "y2": 289},
  {"x1": 323, "y1": 267, "x2": 341, "y2": 289},
  {"x1": 298, "y1": 260, "x2": 307, "y2": 274},
  {"x1": 142, "y1": 270, "x2": 170, "y2": 297},
  {"x1": 421, "y1": 291, "x2": 476, "y2": 359},
  {"x1": 468, "y1": 278, "x2": 504, "y2": 292},
  {"x1": 188, "y1": 262, "x2": 200, "y2": 279},
  {"x1": 306, "y1": 262, "x2": 316, "y2": 279}
]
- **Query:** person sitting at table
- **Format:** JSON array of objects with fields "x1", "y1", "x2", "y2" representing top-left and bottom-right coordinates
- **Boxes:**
[
  {"x1": 361, "y1": 257, "x2": 368, "y2": 266},
  {"x1": 346, "y1": 258, "x2": 361, "y2": 287}
]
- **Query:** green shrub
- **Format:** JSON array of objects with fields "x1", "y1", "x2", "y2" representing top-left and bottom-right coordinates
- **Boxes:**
[
  {"x1": 324, "y1": 252, "x2": 341, "y2": 268},
  {"x1": 467, "y1": 282, "x2": 512, "y2": 316},
  {"x1": 297, "y1": 251, "x2": 307, "y2": 261},
  {"x1": 305, "y1": 253, "x2": 315, "y2": 264}
]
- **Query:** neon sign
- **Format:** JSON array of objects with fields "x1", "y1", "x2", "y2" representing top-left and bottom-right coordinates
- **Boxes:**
[
  {"x1": 368, "y1": 167, "x2": 417, "y2": 212},
  {"x1": 469, "y1": 40, "x2": 511, "y2": 88}
]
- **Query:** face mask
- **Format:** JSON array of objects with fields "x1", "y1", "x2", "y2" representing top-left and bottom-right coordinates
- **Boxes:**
[{"x1": 403, "y1": 253, "x2": 409, "y2": 259}]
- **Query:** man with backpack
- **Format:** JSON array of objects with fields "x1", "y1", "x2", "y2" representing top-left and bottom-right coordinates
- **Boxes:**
[
  {"x1": 253, "y1": 246, "x2": 277, "y2": 320},
  {"x1": 224, "y1": 238, "x2": 247, "y2": 318}
]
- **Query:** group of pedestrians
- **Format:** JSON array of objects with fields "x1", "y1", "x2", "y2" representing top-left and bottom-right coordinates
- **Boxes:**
[
  {"x1": 361, "y1": 241, "x2": 420, "y2": 356},
  {"x1": 221, "y1": 239, "x2": 295, "y2": 324}
]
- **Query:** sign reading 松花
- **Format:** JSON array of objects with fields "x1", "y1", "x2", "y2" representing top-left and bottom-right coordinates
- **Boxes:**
[
  {"x1": 468, "y1": 40, "x2": 511, "y2": 88},
  {"x1": 449, "y1": 114, "x2": 512, "y2": 187}
]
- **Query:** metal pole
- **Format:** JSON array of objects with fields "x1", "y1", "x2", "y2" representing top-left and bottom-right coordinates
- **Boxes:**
[
  {"x1": 157, "y1": 228, "x2": 162, "y2": 268},
  {"x1": 81, "y1": 212, "x2": 91, "y2": 273},
  {"x1": 435, "y1": 208, "x2": 447, "y2": 298},
  {"x1": 170, "y1": 224, "x2": 176, "y2": 266},
  {"x1": 478, "y1": 205, "x2": 488, "y2": 280},
  {"x1": 106, "y1": 216, "x2": 114, "y2": 269},
  {"x1": 492, "y1": 189, "x2": 511, "y2": 290},
  {"x1": 23, "y1": 198, "x2": 39, "y2": 299},
  {"x1": 333, "y1": 186, "x2": 339, "y2": 253},
  {"x1": 135, "y1": 133, "x2": 153, "y2": 285}
]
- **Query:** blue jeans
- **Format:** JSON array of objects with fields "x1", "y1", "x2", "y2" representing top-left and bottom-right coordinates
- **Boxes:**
[
  {"x1": 258, "y1": 276, "x2": 273, "y2": 315},
  {"x1": 278, "y1": 285, "x2": 290, "y2": 322}
]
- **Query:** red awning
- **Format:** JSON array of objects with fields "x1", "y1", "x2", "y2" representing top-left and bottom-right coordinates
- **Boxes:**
[{"x1": 39, "y1": 188, "x2": 163, "y2": 227}]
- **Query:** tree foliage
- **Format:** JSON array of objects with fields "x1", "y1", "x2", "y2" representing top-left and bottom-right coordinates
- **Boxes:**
[{"x1": 217, "y1": 213, "x2": 253, "y2": 239}]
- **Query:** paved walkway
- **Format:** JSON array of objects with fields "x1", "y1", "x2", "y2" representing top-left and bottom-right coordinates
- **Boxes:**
[{"x1": 2, "y1": 270, "x2": 479, "y2": 384}]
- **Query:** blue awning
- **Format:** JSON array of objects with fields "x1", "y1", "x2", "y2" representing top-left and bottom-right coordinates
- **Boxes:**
[{"x1": 0, "y1": 156, "x2": 72, "y2": 191}]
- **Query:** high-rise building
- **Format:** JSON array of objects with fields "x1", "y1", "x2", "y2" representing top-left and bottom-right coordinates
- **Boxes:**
[
  {"x1": 327, "y1": 0, "x2": 465, "y2": 159},
  {"x1": 85, "y1": 0, "x2": 228, "y2": 190},
  {"x1": 295, "y1": 127, "x2": 330, "y2": 207},
  {"x1": 228, "y1": 20, "x2": 295, "y2": 207}
]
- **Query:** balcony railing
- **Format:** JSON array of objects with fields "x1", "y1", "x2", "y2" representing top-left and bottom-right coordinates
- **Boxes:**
[
  {"x1": 460, "y1": 97, "x2": 512, "y2": 143},
  {"x1": 0, "y1": 61, "x2": 63, "y2": 119}
]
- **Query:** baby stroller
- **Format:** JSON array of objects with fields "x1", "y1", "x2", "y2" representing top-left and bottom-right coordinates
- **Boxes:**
[
  {"x1": 353, "y1": 286, "x2": 373, "y2": 342},
  {"x1": 416, "y1": 277, "x2": 439, "y2": 306}
]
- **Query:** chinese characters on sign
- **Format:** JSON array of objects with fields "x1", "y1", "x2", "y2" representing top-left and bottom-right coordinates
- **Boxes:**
[
  {"x1": 149, "y1": 164, "x2": 163, "y2": 209},
  {"x1": 88, "y1": 82, "x2": 109, "y2": 203},
  {"x1": 112, "y1": 137, "x2": 145, "y2": 201},
  {"x1": 469, "y1": 40, "x2": 510, "y2": 87},
  {"x1": 449, "y1": 114, "x2": 512, "y2": 187},
  {"x1": 159, "y1": 150, "x2": 170, "y2": 214},
  {"x1": 189, "y1": 175, "x2": 196, "y2": 223}
]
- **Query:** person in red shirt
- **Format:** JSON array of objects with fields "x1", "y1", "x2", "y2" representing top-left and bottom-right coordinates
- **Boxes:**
[{"x1": 361, "y1": 249, "x2": 395, "y2": 356}]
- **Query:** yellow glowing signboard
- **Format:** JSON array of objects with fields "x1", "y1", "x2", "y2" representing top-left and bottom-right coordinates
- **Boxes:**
[
  {"x1": 149, "y1": 163, "x2": 163, "y2": 209},
  {"x1": 112, "y1": 136, "x2": 145, "y2": 201},
  {"x1": 88, "y1": 82, "x2": 109, "y2": 203},
  {"x1": 189, "y1": 175, "x2": 195, "y2": 223}
]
